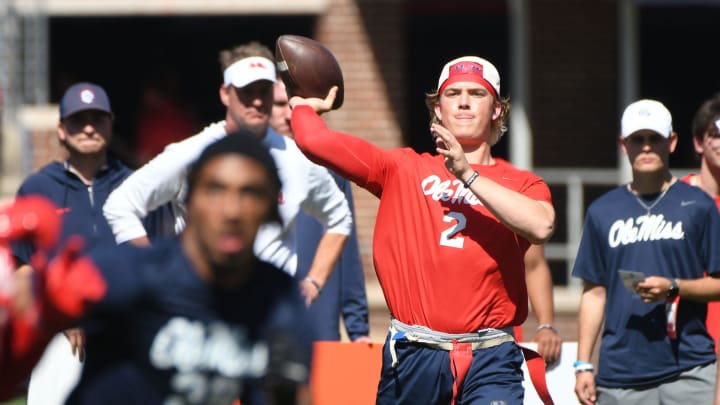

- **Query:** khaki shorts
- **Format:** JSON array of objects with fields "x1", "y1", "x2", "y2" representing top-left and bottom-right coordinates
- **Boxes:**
[{"x1": 597, "y1": 361, "x2": 717, "y2": 405}]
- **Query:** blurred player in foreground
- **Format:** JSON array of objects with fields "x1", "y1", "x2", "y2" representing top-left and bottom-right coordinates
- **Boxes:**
[
  {"x1": 1, "y1": 134, "x2": 314, "y2": 404},
  {"x1": 65, "y1": 133, "x2": 314, "y2": 404}
]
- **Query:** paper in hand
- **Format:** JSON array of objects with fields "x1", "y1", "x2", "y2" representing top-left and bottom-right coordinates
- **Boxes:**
[{"x1": 619, "y1": 269, "x2": 645, "y2": 293}]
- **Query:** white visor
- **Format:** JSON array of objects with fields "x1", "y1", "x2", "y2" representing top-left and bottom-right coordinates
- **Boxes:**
[{"x1": 223, "y1": 56, "x2": 276, "y2": 88}]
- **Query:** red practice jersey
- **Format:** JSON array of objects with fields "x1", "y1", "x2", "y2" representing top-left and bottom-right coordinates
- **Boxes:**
[
  {"x1": 683, "y1": 173, "x2": 720, "y2": 351},
  {"x1": 292, "y1": 106, "x2": 552, "y2": 333}
]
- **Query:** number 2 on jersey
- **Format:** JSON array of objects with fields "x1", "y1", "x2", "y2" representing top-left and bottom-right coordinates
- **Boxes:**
[{"x1": 440, "y1": 212, "x2": 466, "y2": 248}]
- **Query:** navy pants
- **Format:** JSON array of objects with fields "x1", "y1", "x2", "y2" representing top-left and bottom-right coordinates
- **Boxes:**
[{"x1": 375, "y1": 333, "x2": 525, "y2": 405}]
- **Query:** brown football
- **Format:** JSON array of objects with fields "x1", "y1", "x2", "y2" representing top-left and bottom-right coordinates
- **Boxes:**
[{"x1": 275, "y1": 35, "x2": 344, "y2": 110}]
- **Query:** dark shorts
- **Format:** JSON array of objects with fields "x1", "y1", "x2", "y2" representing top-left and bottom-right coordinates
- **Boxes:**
[{"x1": 376, "y1": 332, "x2": 525, "y2": 405}]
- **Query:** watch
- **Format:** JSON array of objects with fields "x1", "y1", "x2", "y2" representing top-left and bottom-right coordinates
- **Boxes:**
[{"x1": 667, "y1": 278, "x2": 679, "y2": 299}]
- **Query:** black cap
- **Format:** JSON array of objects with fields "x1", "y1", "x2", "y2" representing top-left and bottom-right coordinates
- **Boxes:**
[{"x1": 186, "y1": 131, "x2": 283, "y2": 225}]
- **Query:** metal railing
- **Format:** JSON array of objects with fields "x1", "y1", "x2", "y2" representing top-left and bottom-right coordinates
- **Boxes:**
[
  {"x1": 0, "y1": 0, "x2": 49, "y2": 197},
  {"x1": 534, "y1": 167, "x2": 694, "y2": 290}
]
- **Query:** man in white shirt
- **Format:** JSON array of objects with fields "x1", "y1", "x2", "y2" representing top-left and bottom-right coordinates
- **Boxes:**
[{"x1": 103, "y1": 41, "x2": 352, "y2": 305}]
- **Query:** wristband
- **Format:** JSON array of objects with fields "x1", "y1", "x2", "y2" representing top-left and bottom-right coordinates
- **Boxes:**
[
  {"x1": 667, "y1": 278, "x2": 679, "y2": 298},
  {"x1": 463, "y1": 171, "x2": 479, "y2": 188},
  {"x1": 536, "y1": 324, "x2": 559, "y2": 334},
  {"x1": 573, "y1": 360, "x2": 595, "y2": 373},
  {"x1": 304, "y1": 276, "x2": 322, "y2": 293}
]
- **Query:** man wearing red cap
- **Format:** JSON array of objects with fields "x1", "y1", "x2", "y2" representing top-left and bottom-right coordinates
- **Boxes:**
[{"x1": 289, "y1": 56, "x2": 555, "y2": 404}]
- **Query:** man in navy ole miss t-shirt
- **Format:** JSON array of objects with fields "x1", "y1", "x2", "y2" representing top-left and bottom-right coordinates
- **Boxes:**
[
  {"x1": 573, "y1": 100, "x2": 720, "y2": 405},
  {"x1": 47, "y1": 133, "x2": 315, "y2": 404}
]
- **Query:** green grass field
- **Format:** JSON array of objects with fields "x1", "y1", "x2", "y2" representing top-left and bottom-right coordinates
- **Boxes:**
[{"x1": 0, "y1": 394, "x2": 26, "y2": 405}]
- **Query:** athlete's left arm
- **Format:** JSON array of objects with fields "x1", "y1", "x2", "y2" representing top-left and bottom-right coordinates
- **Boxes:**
[
  {"x1": 432, "y1": 124, "x2": 554, "y2": 244},
  {"x1": 471, "y1": 180, "x2": 554, "y2": 245}
]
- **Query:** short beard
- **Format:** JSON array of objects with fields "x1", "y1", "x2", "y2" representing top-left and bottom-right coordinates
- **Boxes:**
[
  {"x1": 211, "y1": 260, "x2": 251, "y2": 287},
  {"x1": 194, "y1": 233, "x2": 253, "y2": 288}
]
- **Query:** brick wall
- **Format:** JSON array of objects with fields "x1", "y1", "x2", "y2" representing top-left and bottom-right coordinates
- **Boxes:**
[
  {"x1": 529, "y1": 0, "x2": 618, "y2": 168},
  {"x1": 316, "y1": 0, "x2": 406, "y2": 281},
  {"x1": 29, "y1": 128, "x2": 65, "y2": 170},
  {"x1": 18, "y1": 106, "x2": 64, "y2": 176},
  {"x1": 314, "y1": 0, "x2": 620, "y2": 284}
]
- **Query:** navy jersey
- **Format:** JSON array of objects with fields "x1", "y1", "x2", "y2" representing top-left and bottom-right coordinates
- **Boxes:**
[
  {"x1": 67, "y1": 239, "x2": 314, "y2": 405},
  {"x1": 572, "y1": 182, "x2": 720, "y2": 387},
  {"x1": 11, "y1": 160, "x2": 173, "y2": 264}
]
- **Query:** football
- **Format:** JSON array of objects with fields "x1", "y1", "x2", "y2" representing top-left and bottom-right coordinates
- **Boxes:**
[{"x1": 275, "y1": 35, "x2": 344, "y2": 110}]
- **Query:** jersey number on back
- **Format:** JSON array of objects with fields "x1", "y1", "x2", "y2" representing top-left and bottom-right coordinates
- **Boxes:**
[{"x1": 440, "y1": 212, "x2": 466, "y2": 249}]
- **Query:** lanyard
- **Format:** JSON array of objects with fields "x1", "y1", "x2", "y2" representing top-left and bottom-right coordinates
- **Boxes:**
[{"x1": 665, "y1": 295, "x2": 680, "y2": 340}]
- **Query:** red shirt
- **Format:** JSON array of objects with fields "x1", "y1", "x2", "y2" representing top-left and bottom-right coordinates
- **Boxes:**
[
  {"x1": 683, "y1": 173, "x2": 720, "y2": 351},
  {"x1": 292, "y1": 106, "x2": 552, "y2": 333}
]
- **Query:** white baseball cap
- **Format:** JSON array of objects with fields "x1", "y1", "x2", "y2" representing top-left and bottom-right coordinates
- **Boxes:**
[
  {"x1": 436, "y1": 56, "x2": 501, "y2": 97},
  {"x1": 621, "y1": 99, "x2": 673, "y2": 138},
  {"x1": 223, "y1": 56, "x2": 276, "y2": 88}
]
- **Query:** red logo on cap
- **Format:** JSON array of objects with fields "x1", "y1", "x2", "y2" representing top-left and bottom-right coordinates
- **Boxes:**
[
  {"x1": 450, "y1": 62, "x2": 484, "y2": 78},
  {"x1": 248, "y1": 62, "x2": 267, "y2": 69},
  {"x1": 80, "y1": 89, "x2": 95, "y2": 104},
  {"x1": 440, "y1": 61, "x2": 496, "y2": 97}
]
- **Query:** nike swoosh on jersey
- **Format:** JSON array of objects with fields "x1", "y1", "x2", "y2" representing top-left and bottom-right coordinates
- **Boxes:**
[{"x1": 680, "y1": 200, "x2": 696, "y2": 207}]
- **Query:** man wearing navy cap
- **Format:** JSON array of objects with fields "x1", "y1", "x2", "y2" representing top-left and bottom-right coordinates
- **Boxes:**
[{"x1": 12, "y1": 82, "x2": 170, "y2": 405}]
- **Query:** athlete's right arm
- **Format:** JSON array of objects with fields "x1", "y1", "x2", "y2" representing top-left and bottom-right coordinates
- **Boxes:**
[
  {"x1": 574, "y1": 280, "x2": 605, "y2": 405},
  {"x1": 291, "y1": 104, "x2": 389, "y2": 197}
]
